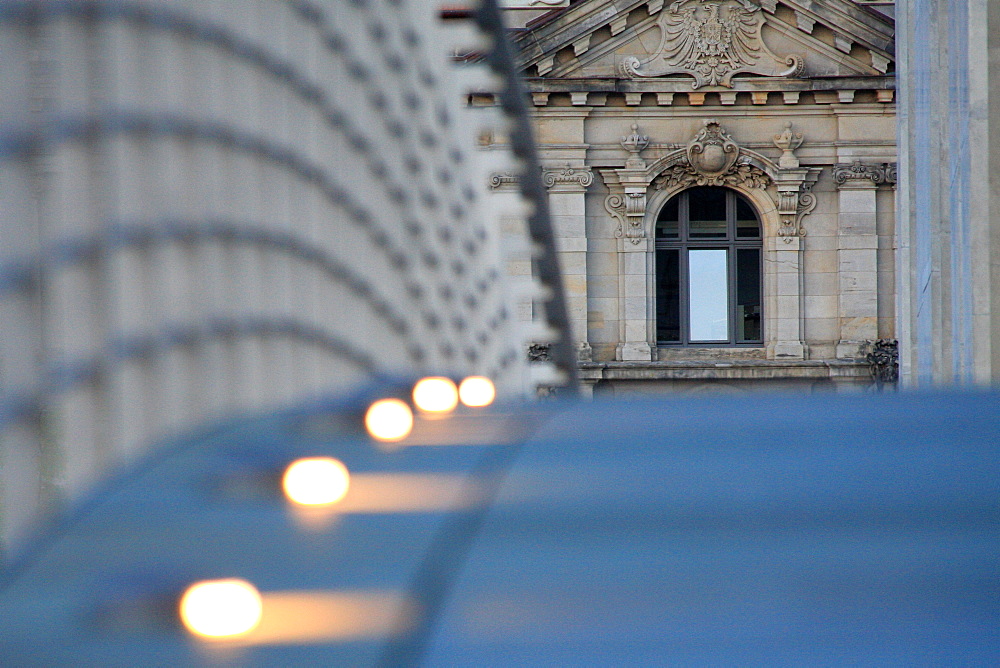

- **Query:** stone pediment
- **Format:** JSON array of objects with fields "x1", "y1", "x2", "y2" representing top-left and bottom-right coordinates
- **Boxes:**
[{"x1": 515, "y1": 0, "x2": 894, "y2": 84}]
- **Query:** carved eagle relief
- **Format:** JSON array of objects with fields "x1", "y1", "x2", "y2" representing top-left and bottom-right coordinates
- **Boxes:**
[{"x1": 622, "y1": 0, "x2": 803, "y2": 88}]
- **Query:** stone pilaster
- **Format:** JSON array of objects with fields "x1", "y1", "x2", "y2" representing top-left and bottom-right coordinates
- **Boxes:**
[
  {"x1": 769, "y1": 164, "x2": 819, "y2": 360},
  {"x1": 488, "y1": 172, "x2": 535, "y2": 328},
  {"x1": 602, "y1": 125, "x2": 654, "y2": 361},
  {"x1": 617, "y1": 237, "x2": 653, "y2": 360},
  {"x1": 543, "y1": 164, "x2": 594, "y2": 360},
  {"x1": 767, "y1": 234, "x2": 807, "y2": 359},
  {"x1": 833, "y1": 161, "x2": 886, "y2": 358}
]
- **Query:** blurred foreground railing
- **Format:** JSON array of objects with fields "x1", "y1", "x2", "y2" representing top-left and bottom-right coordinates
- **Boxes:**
[{"x1": 0, "y1": 0, "x2": 577, "y2": 550}]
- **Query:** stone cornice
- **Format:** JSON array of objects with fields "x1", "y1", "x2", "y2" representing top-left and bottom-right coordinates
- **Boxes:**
[
  {"x1": 774, "y1": 0, "x2": 894, "y2": 54},
  {"x1": 522, "y1": 76, "x2": 896, "y2": 108}
]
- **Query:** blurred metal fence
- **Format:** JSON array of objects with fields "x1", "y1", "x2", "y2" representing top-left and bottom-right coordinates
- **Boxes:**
[{"x1": 0, "y1": 0, "x2": 575, "y2": 550}]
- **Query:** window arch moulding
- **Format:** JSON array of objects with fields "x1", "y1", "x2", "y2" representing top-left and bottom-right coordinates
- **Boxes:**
[
  {"x1": 601, "y1": 120, "x2": 819, "y2": 243},
  {"x1": 598, "y1": 120, "x2": 820, "y2": 361}
]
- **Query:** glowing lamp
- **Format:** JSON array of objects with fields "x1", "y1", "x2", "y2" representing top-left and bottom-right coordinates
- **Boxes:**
[
  {"x1": 282, "y1": 457, "x2": 350, "y2": 506},
  {"x1": 179, "y1": 578, "x2": 263, "y2": 639},
  {"x1": 412, "y1": 377, "x2": 459, "y2": 414},
  {"x1": 458, "y1": 376, "x2": 495, "y2": 407},
  {"x1": 364, "y1": 398, "x2": 413, "y2": 441}
]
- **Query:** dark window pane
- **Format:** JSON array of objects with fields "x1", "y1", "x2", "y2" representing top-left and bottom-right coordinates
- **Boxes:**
[
  {"x1": 688, "y1": 187, "x2": 727, "y2": 238},
  {"x1": 736, "y1": 196, "x2": 760, "y2": 239},
  {"x1": 656, "y1": 249, "x2": 680, "y2": 342},
  {"x1": 657, "y1": 197, "x2": 679, "y2": 238},
  {"x1": 736, "y1": 248, "x2": 761, "y2": 342}
]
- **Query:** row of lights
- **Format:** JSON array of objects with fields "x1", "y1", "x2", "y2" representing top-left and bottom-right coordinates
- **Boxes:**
[
  {"x1": 178, "y1": 375, "x2": 496, "y2": 639},
  {"x1": 365, "y1": 375, "x2": 495, "y2": 442}
]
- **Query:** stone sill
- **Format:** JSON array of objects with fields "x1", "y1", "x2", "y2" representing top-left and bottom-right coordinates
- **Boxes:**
[
  {"x1": 654, "y1": 347, "x2": 766, "y2": 361},
  {"x1": 580, "y1": 359, "x2": 871, "y2": 382}
]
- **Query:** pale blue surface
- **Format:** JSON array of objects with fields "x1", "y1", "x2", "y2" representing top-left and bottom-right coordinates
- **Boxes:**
[{"x1": 2, "y1": 391, "x2": 998, "y2": 665}]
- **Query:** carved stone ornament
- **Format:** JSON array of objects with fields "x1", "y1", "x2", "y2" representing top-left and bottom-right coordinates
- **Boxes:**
[
  {"x1": 773, "y1": 122, "x2": 803, "y2": 169},
  {"x1": 688, "y1": 119, "x2": 738, "y2": 177},
  {"x1": 833, "y1": 160, "x2": 894, "y2": 186},
  {"x1": 653, "y1": 120, "x2": 771, "y2": 189},
  {"x1": 621, "y1": 0, "x2": 804, "y2": 89},
  {"x1": 605, "y1": 192, "x2": 647, "y2": 243},
  {"x1": 620, "y1": 124, "x2": 649, "y2": 169},
  {"x1": 542, "y1": 163, "x2": 594, "y2": 189},
  {"x1": 775, "y1": 181, "x2": 816, "y2": 239},
  {"x1": 884, "y1": 162, "x2": 897, "y2": 185},
  {"x1": 602, "y1": 119, "x2": 817, "y2": 245},
  {"x1": 489, "y1": 171, "x2": 519, "y2": 189}
]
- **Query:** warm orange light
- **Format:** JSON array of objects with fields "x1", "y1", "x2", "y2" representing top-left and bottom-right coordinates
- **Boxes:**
[
  {"x1": 282, "y1": 457, "x2": 350, "y2": 506},
  {"x1": 179, "y1": 579, "x2": 263, "y2": 639},
  {"x1": 412, "y1": 377, "x2": 459, "y2": 414},
  {"x1": 364, "y1": 398, "x2": 414, "y2": 441},
  {"x1": 458, "y1": 376, "x2": 496, "y2": 407}
]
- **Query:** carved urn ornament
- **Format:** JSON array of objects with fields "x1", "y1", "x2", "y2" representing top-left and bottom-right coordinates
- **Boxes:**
[
  {"x1": 621, "y1": 0, "x2": 803, "y2": 88},
  {"x1": 773, "y1": 122, "x2": 804, "y2": 169},
  {"x1": 621, "y1": 124, "x2": 650, "y2": 169}
]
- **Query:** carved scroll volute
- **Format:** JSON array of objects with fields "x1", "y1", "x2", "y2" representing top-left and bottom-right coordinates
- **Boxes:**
[
  {"x1": 542, "y1": 163, "x2": 595, "y2": 190},
  {"x1": 605, "y1": 193, "x2": 627, "y2": 240},
  {"x1": 832, "y1": 160, "x2": 891, "y2": 186},
  {"x1": 604, "y1": 190, "x2": 646, "y2": 245},
  {"x1": 624, "y1": 189, "x2": 646, "y2": 240},
  {"x1": 687, "y1": 119, "x2": 739, "y2": 179},
  {"x1": 773, "y1": 176, "x2": 818, "y2": 241},
  {"x1": 604, "y1": 188, "x2": 646, "y2": 244},
  {"x1": 776, "y1": 184, "x2": 801, "y2": 237}
]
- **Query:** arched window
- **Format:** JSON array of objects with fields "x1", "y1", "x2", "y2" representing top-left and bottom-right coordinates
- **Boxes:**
[{"x1": 655, "y1": 186, "x2": 762, "y2": 345}]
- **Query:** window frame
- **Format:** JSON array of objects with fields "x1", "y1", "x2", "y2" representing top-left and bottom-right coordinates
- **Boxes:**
[{"x1": 654, "y1": 187, "x2": 764, "y2": 346}]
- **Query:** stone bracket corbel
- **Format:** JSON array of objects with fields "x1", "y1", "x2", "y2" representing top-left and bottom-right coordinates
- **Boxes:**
[
  {"x1": 600, "y1": 170, "x2": 648, "y2": 244},
  {"x1": 773, "y1": 168, "x2": 821, "y2": 241}
]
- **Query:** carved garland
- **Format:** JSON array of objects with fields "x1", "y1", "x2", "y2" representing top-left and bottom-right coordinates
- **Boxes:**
[
  {"x1": 653, "y1": 159, "x2": 771, "y2": 190},
  {"x1": 654, "y1": 120, "x2": 773, "y2": 190},
  {"x1": 604, "y1": 120, "x2": 817, "y2": 244}
]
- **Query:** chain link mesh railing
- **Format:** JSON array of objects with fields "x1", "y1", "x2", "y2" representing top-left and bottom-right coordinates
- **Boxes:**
[{"x1": 0, "y1": 0, "x2": 575, "y2": 549}]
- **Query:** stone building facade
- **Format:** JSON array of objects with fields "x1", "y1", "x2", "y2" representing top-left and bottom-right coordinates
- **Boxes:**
[{"x1": 498, "y1": 0, "x2": 897, "y2": 394}]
